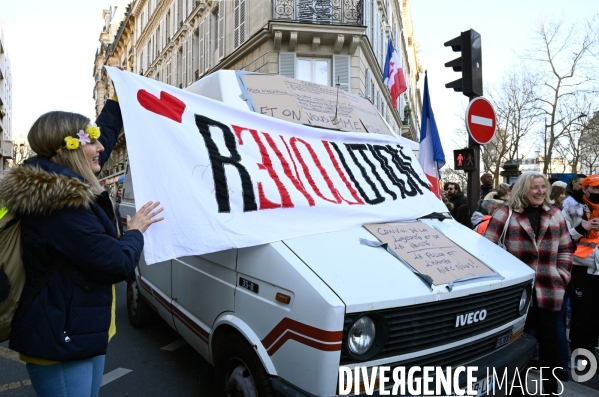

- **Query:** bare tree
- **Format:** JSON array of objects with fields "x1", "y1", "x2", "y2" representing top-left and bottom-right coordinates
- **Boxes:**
[
  {"x1": 12, "y1": 141, "x2": 35, "y2": 166},
  {"x1": 522, "y1": 13, "x2": 599, "y2": 174},
  {"x1": 551, "y1": 92, "x2": 598, "y2": 173},
  {"x1": 482, "y1": 67, "x2": 541, "y2": 183},
  {"x1": 440, "y1": 167, "x2": 467, "y2": 191},
  {"x1": 579, "y1": 112, "x2": 599, "y2": 174}
]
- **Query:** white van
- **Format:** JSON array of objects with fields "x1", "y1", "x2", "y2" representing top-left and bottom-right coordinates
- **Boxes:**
[{"x1": 120, "y1": 71, "x2": 536, "y2": 397}]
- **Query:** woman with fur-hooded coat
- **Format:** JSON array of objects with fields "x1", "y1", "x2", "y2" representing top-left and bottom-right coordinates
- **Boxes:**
[{"x1": 0, "y1": 99, "x2": 163, "y2": 397}]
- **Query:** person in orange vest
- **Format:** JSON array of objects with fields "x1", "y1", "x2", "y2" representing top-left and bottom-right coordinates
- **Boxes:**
[{"x1": 561, "y1": 174, "x2": 599, "y2": 355}]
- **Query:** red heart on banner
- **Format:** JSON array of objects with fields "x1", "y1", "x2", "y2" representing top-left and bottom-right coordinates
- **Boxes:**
[{"x1": 137, "y1": 89, "x2": 186, "y2": 123}]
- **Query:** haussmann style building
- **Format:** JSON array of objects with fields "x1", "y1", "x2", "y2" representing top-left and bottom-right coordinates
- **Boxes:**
[
  {"x1": 93, "y1": 0, "x2": 423, "y2": 188},
  {"x1": 0, "y1": 26, "x2": 13, "y2": 174}
]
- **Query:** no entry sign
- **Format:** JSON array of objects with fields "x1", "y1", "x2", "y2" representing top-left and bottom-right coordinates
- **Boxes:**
[{"x1": 465, "y1": 97, "x2": 496, "y2": 144}]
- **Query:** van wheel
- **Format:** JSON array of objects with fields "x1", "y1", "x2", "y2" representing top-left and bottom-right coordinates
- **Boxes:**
[
  {"x1": 215, "y1": 334, "x2": 274, "y2": 397},
  {"x1": 126, "y1": 276, "x2": 157, "y2": 328}
]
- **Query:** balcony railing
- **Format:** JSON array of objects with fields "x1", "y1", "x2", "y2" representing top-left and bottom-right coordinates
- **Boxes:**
[{"x1": 272, "y1": 0, "x2": 363, "y2": 25}]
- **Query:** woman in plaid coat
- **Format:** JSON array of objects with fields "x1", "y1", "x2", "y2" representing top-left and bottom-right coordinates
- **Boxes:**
[{"x1": 484, "y1": 171, "x2": 572, "y2": 395}]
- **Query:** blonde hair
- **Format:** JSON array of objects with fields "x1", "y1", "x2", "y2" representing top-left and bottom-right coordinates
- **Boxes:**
[
  {"x1": 496, "y1": 183, "x2": 510, "y2": 199},
  {"x1": 506, "y1": 171, "x2": 551, "y2": 210},
  {"x1": 28, "y1": 111, "x2": 103, "y2": 195}
]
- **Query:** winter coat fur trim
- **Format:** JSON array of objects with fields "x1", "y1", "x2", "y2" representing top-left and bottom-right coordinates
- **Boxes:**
[{"x1": 0, "y1": 166, "x2": 95, "y2": 217}]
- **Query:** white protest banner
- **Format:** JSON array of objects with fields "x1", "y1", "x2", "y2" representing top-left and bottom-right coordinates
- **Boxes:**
[{"x1": 106, "y1": 67, "x2": 447, "y2": 264}]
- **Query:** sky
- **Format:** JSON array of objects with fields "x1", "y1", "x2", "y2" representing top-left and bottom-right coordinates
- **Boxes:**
[
  {"x1": 1, "y1": 0, "x2": 597, "y2": 156},
  {"x1": 0, "y1": 0, "x2": 129, "y2": 141},
  {"x1": 410, "y1": 0, "x2": 598, "y2": 165}
]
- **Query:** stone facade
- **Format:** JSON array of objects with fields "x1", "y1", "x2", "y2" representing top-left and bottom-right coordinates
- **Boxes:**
[
  {"x1": 94, "y1": 0, "x2": 422, "y2": 184},
  {"x1": 0, "y1": 26, "x2": 13, "y2": 172}
]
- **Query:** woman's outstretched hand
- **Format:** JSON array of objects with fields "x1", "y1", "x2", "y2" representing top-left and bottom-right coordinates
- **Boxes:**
[{"x1": 127, "y1": 201, "x2": 164, "y2": 233}]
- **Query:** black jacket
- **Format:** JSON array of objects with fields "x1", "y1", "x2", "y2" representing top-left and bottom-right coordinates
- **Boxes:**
[
  {"x1": 449, "y1": 191, "x2": 468, "y2": 217},
  {"x1": 0, "y1": 101, "x2": 144, "y2": 361}
]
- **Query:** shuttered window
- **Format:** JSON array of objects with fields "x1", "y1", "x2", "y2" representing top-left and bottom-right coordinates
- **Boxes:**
[
  {"x1": 365, "y1": 69, "x2": 371, "y2": 99},
  {"x1": 177, "y1": 0, "x2": 183, "y2": 26},
  {"x1": 234, "y1": 0, "x2": 246, "y2": 49},
  {"x1": 187, "y1": 37, "x2": 193, "y2": 85},
  {"x1": 199, "y1": 21, "x2": 205, "y2": 74},
  {"x1": 204, "y1": 15, "x2": 211, "y2": 72},
  {"x1": 333, "y1": 55, "x2": 350, "y2": 92},
  {"x1": 176, "y1": 49, "x2": 182, "y2": 87},
  {"x1": 193, "y1": 29, "x2": 199, "y2": 81},
  {"x1": 279, "y1": 52, "x2": 295, "y2": 78},
  {"x1": 364, "y1": 0, "x2": 371, "y2": 41},
  {"x1": 181, "y1": 41, "x2": 187, "y2": 87},
  {"x1": 372, "y1": 11, "x2": 380, "y2": 66},
  {"x1": 218, "y1": 1, "x2": 226, "y2": 59}
]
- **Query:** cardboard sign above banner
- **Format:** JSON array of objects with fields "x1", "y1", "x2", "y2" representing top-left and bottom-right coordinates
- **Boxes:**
[
  {"x1": 363, "y1": 222, "x2": 494, "y2": 285},
  {"x1": 240, "y1": 74, "x2": 310, "y2": 125},
  {"x1": 241, "y1": 74, "x2": 394, "y2": 136}
]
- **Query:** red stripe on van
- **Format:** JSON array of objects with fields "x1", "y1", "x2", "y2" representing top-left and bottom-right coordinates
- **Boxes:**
[
  {"x1": 266, "y1": 331, "x2": 341, "y2": 356},
  {"x1": 171, "y1": 305, "x2": 209, "y2": 343},
  {"x1": 139, "y1": 276, "x2": 209, "y2": 344},
  {"x1": 261, "y1": 317, "x2": 342, "y2": 351}
]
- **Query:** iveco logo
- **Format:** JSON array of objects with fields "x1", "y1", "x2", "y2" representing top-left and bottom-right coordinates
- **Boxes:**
[{"x1": 455, "y1": 309, "x2": 487, "y2": 328}]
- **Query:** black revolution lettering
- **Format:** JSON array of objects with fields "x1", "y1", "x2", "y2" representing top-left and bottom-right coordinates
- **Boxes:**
[
  {"x1": 369, "y1": 144, "x2": 411, "y2": 199},
  {"x1": 349, "y1": 144, "x2": 397, "y2": 200},
  {"x1": 195, "y1": 115, "x2": 257, "y2": 213},
  {"x1": 338, "y1": 143, "x2": 385, "y2": 204},
  {"x1": 387, "y1": 145, "x2": 431, "y2": 195}
]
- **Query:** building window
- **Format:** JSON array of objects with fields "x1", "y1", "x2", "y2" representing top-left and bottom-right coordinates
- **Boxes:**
[
  {"x1": 211, "y1": 7, "x2": 220, "y2": 62},
  {"x1": 166, "y1": 11, "x2": 171, "y2": 41},
  {"x1": 217, "y1": 1, "x2": 225, "y2": 59},
  {"x1": 177, "y1": 47, "x2": 183, "y2": 87},
  {"x1": 193, "y1": 29, "x2": 200, "y2": 80},
  {"x1": 156, "y1": 27, "x2": 161, "y2": 54},
  {"x1": 233, "y1": 0, "x2": 246, "y2": 49},
  {"x1": 279, "y1": 54, "x2": 350, "y2": 92},
  {"x1": 297, "y1": 58, "x2": 330, "y2": 85},
  {"x1": 177, "y1": 0, "x2": 184, "y2": 26}
]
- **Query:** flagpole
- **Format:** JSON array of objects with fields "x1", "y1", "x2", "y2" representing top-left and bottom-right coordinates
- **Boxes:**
[{"x1": 434, "y1": 160, "x2": 441, "y2": 198}]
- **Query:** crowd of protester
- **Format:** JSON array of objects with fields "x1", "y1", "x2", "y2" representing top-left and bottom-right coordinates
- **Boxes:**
[{"x1": 442, "y1": 172, "x2": 599, "y2": 391}]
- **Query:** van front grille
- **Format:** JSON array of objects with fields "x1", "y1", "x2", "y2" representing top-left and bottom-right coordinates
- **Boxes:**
[{"x1": 340, "y1": 282, "x2": 527, "y2": 365}]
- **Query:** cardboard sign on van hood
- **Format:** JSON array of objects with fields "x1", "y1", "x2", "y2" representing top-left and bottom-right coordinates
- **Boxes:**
[{"x1": 106, "y1": 67, "x2": 448, "y2": 265}]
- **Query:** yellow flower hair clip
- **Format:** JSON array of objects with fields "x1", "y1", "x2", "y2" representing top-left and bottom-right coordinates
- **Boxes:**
[
  {"x1": 64, "y1": 136, "x2": 80, "y2": 150},
  {"x1": 87, "y1": 123, "x2": 101, "y2": 140},
  {"x1": 60, "y1": 124, "x2": 102, "y2": 152}
]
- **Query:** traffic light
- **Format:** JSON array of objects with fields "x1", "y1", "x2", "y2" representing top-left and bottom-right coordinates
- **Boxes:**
[
  {"x1": 453, "y1": 149, "x2": 476, "y2": 171},
  {"x1": 444, "y1": 29, "x2": 482, "y2": 97}
]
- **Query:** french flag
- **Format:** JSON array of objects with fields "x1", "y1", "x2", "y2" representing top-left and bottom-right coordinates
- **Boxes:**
[
  {"x1": 419, "y1": 72, "x2": 445, "y2": 199},
  {"x1": 382, "y1": 38, "x2": 407, "y2": 108}
]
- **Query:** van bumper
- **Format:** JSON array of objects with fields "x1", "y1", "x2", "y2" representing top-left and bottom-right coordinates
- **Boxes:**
[{"x1": 271, "y1": 333, "x2": 536, "y2": 397}]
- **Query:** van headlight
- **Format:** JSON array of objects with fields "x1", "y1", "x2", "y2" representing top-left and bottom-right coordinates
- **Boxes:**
[
  {"x1": 344, "y1": 314, "x2": 389, "y2": 361},
  {"x1": 348, "y1": 317, "x2": 376, "y2": 355},
  {"x1": 519, "y1": 283, "x2": 532, "y2": 316}
]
